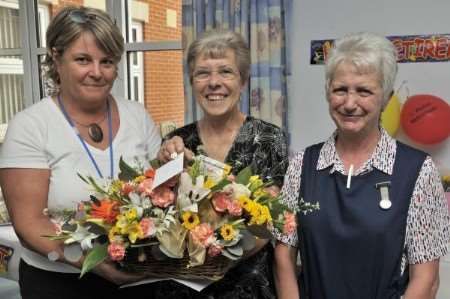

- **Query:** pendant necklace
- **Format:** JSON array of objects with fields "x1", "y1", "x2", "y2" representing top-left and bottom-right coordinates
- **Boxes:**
[
  {"x1": 57, "y1": 94, "x2": 114, "y2": 178},
  {"x1": 72, "y1": 113, "x2": 107, "y2": 143}
]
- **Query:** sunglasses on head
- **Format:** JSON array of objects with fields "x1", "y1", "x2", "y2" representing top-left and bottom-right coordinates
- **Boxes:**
[{"x1": 68, "y1": 10, "x2": 96, "y2": 24}]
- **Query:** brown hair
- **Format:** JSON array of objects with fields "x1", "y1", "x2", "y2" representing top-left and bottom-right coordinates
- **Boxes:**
[{"x1": 43, "y1": 6, "x2": 124, "y2": 86}]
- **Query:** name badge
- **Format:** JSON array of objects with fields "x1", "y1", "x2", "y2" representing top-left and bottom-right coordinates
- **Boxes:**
[{"x1": 375, "y1": 181, "x2": 392, "y2": 210}]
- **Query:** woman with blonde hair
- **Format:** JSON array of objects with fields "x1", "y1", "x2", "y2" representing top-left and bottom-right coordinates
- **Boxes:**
[{"x1": 0, "y1": 6, "x2": 160, "y2": 298}]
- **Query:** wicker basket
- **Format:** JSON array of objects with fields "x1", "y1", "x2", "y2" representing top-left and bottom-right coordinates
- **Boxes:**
[{"x1": 119, "y1": 246, "x2": 233, "y2": 281}]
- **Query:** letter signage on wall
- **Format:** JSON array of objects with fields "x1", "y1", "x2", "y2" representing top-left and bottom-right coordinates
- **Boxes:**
[{"x1": 310, "y1": 34, "x2": 450, "y2": 64}]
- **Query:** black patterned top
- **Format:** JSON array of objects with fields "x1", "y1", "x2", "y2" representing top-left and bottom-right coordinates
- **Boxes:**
[
  {"x1": 165, "y1": 115, "x2": 289, "y2": 187},
  {"x1": 159, "y1": 115, "x2": 289, "y2": 299}
]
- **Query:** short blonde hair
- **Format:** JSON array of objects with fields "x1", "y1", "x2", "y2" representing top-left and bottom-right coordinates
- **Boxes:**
[
  {"x1": 43, "y1": 6, "x2": 124, "y2": 85},
  {"x1": 187, "y1": 30, "x2": 250, "y2": 84}
]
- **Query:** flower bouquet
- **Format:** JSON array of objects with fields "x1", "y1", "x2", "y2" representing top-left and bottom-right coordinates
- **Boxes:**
[{"x1": 45, "y1": 155, "x2": 316, "y2": 280}]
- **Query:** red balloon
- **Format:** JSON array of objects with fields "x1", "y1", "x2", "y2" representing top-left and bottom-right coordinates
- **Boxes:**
[{"x1": 400, "y1": 94, "x2": 450, "y2": 144}]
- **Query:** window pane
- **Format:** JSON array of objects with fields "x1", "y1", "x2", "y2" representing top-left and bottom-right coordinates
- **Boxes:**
[
  {"x1": 127, "y1": 51, "x2": 144, "y2": 103},
  {"x1": 127, "y1": 50, "x2": 184, "y2": 126},
  {"x1": 37, "y1": 2, "x2": 51, "y2": 47},
  {"x1": 0, "y1": 55, "x2": 24, "y2": 124},
  {"x1": 36, "y1": 0, "x2": 106, "y2": 47},
  {"x1": 0, "y1": 3, "x2": 21, "y2": 49},
  {"x1": 126, "y1": 0, "x2": 181, "y2": 43}
]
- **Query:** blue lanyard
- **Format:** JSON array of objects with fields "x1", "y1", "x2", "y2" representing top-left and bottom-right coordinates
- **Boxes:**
[{"x1": 57, "y1": 95, "x2": 114, "y2": 179}]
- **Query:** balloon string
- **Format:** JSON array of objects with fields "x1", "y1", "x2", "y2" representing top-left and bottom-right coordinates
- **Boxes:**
[{"x1": 396, "y1": 80, "x2": 409, "y2": 97}]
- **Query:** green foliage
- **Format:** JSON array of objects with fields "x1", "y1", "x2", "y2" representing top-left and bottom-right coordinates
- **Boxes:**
[
  {"x1": 150, "y1": 158, "x2": 162, "y2": 169},
  {"x1": 210, "y1": 178, "x2": 231, "y2": 192},
  {"x1": 235, "y1": 166, "x2": 252, "y2": 185},
  {"x1": 188, "y1": 158, "x2": 202, "y2": 181},
  {"x1": 78, "y1": 173, "x2": 109, "y2": 195},
  {"x1": 79, "y1": 243, "x2": 108, "y2": 278},
  {"x1": 118, "y1": 157, "x2": 140, "y2": 181}
]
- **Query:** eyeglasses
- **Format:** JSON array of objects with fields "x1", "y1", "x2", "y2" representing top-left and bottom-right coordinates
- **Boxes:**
[
  {"x1": 193, "y1": 67, "x2": 239, "y2": 82},
  {"x1": 68, "y1": 10, "x2": 96, "y2": 24}
]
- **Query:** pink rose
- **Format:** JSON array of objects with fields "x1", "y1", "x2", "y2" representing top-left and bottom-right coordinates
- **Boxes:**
[
  {"x1": 264, "y1": 186, "x2": 280, "y2": 197},
  {"x1": 121, "y1": 182, "x2": 135, "y2": 196},
  {"x1": 138, "y1": 178, "x2": 153, "y2": 195},
  {"x1": 139, "y1": 218, "x2": 155, "y2": 237},
  {"x1": 212, "y1": 192, "x2": 231, "y2": 213},
  {"x1": 283, "y1": 212, "x2": 296, "y2": 234},
  {"x1": 190, "y1": 223, "x2": 215, "y2": 247},
  {"x1": 208, "y1": 244, "x2": 223, "y2": 257},
  {"x1": 227, "y1": 200, "x2": 242, "y2": 216},
  {"x1": 108, "y1": 242, "x2": 126, "y2": 261},
  {"x1": 151, "y1": 186, "x2": 175, "y2": 208}
]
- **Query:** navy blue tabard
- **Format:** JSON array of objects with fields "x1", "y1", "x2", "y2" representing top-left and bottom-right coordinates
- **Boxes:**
[{"x1": 297, "y1": 142, "x2": 426, "y2": 299}]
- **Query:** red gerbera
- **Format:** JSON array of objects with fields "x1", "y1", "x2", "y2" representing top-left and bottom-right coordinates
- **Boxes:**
[
  {"x1": 144, "y1": 168, "x2": 155, "y2": 179},
  {"x1": 90, "y1": 199, "x2": 120, "y2": 224}
]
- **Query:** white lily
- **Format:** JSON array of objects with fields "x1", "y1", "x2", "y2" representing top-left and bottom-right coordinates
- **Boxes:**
[
  {"x1": 128, "y1": 191, "x2": 152, "y2": 218},
  {"x1": 64, "y1": 224, "x2": 99, "y2": 250},
  {"x1": 177, "y1": 172, "x2": 210, "y2": 212}
]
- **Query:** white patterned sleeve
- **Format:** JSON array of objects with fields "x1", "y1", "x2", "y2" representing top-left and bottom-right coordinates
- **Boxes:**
[
  {"x1": 272, "y1": 151, "x2": 304, "y2": 247},
  {"x1": 405, "y1": 156, "x2": 450, "y2": 264}
]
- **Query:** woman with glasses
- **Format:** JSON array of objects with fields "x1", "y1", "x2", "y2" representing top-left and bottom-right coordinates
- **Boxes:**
[
  {"x1": 0, "y1": 6, "x2": 160, "y2": 298},
  {"x1": 273, "y1": 32, "x2": 450, "y2": 299},
  {"x1": 153, "y1": 30, "x2": 289, "y2": 299}
]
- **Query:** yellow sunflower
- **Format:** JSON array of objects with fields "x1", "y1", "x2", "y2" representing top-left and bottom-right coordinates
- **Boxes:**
[
  {"x1": 238, "y1": 195, "x2": 254, "y2": 212},
  {"x1": 220, "y1": 224, "x2": 236, "y2": 241},
  {"x1": 249, "y1": 203, "x2": 271, "y2": 225},
  {"x1": 181, "y1": 211, "x2": 200, "y2": 230}
]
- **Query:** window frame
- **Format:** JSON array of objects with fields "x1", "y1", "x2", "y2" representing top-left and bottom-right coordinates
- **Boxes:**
[
  {"x1": 0, "y1": 0, "x2": 183, "y2": 139},
  {"x1": 109, "y1": 0, "x2": 182, "y2": 103}
]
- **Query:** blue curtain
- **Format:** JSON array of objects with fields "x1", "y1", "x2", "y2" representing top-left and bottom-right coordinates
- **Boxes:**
[{"x1": 182, "y1": 0, "x2": 292, "y2": 130}]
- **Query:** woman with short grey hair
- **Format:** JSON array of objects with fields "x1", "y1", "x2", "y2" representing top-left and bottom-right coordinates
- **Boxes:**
[
  {"x1": 273, "y1": 32, "x2": 449, "y2": 299},
  {"x1": 324, "y1": 32, "x2": 398, "y2": 104},
  {"x1": 156, "y1": 29, "x2": 289, "y2": 299}
]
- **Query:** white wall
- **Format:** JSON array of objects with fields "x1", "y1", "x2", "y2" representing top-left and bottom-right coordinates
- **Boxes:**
[{"x1": 289, "y1": 0, "x2": 450, "y2": 175}]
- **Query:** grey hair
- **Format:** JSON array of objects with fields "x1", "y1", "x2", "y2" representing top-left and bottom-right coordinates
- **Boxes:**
[
  {"x1": 325, "y1": 32, "x2": 398, "y2": 105},
  {"x1": 187, "y1": 30, "x2": 250, "y2": 84},
  {"x1": 43, "y1": 6, "x2": 124, "y2": 88}
]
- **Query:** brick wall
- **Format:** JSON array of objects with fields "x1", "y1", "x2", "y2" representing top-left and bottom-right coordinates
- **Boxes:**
[
  {"x1": 50, "y1": 0, "x2": 83, "y2": 15},
  {"x1": 139, "y1": 0, "x2": 185, "y2": 128}
]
